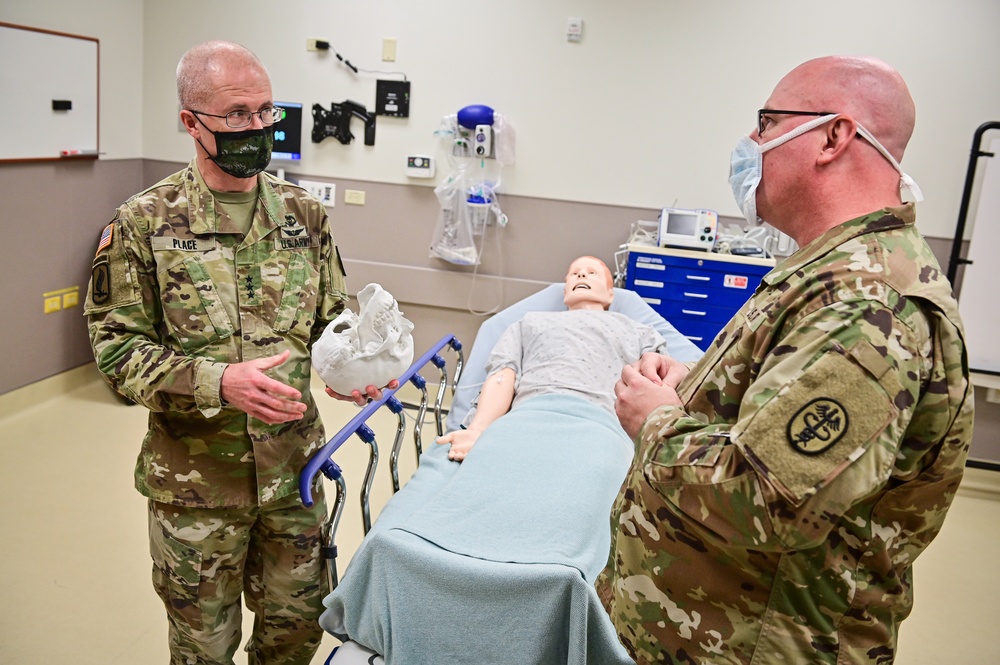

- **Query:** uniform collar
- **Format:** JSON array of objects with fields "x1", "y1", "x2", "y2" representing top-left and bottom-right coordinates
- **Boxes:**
[
  {"x1": 763, "y1": 203, "x2": 916, "y2": 287},
  {"x1": 183, "y1": 161, "x2": 285, "y2": 237}
]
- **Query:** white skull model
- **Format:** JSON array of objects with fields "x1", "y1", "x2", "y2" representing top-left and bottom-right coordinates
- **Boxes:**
[{"x1": 311, "y1": 284, "x2": 415, "y2": 395}]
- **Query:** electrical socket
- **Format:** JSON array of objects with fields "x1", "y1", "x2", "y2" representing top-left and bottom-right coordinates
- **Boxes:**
[
  {"x1": 344, "y1": 189, "x2": 366, "y2": 205},
  {"x1": 382, "y1": 37, "x2": 397, "y2": 62},
  {"x1": 306, "y1": 38, "x2": 326, "y2": 52},
  {"x1": 297, "y1": 179, "x2": 336, "y2": 207}
]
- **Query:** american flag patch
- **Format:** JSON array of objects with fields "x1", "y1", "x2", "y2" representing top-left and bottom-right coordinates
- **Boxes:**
[{"x1": 96, "y1": 223, "x2": 113, "y2": 255}]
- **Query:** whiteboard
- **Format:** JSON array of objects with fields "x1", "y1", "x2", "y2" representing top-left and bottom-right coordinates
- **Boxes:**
[
  {"x1": 0, "y1": 22, "x2": 99, "y2": 162},
  {"x1": 957, "y1": 135, "x2": 1000, "y2": 375}
]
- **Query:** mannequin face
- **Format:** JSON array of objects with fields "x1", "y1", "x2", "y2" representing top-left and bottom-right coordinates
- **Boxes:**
[{"x1": 563, "y1": 256, "x2": 614, "y2": 311}]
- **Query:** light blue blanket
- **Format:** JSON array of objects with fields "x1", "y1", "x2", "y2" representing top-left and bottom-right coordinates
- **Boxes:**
[{"x1": 320, "y1": 394, "x2": 636, "y2": 665}]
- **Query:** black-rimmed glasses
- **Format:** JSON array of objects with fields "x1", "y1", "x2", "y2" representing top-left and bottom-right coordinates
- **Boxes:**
[
  {"x1": 757, "y1": 109, "x2": 836, "y2": 137},
  {"x1": 189, "y1": 106, "x2": 286, "y2": 129}
]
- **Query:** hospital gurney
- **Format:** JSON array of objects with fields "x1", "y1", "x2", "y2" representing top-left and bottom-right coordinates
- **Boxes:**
[{"x1": 300, "y1": 284, "x2": 705, "y2": 665}]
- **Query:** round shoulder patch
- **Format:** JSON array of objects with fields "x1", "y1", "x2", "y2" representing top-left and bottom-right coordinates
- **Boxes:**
[{"x1": 787, "y1": 398, "x2": 848, "y2": 455}]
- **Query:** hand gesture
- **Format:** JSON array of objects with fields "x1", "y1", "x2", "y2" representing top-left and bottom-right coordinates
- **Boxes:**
[
  {"x1": 614, "y1": 356, "x2": 685, "y2": 439},
  {"x1": 220, "y1": 350, "x2": 307, "y2": 424}
]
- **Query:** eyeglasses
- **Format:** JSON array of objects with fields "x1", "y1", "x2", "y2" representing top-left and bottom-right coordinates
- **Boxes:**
[
  {"x1": 757, "y1": 109, "x2": 836, "y2": 137},
  {"x1": 189, "y1": 106, "x2": 286, "y2": 129}
]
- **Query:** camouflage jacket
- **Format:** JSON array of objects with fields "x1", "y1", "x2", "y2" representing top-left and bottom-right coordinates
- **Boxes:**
[
  {"x1": 596, "y1": 204, "x2": 974, "y2": 664},
  {"x1": 84, "y1": 162, "x2": 348, "y2": 508}
]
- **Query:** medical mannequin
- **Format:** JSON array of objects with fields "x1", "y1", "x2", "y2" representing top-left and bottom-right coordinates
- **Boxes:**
[{"x1": 436, "y1": 256, "x2": 666, "y2": 461}]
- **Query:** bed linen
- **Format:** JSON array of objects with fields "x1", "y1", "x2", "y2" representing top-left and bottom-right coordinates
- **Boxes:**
[{"x1": 319, "y1": 394, "x2": 636, "y2": 665}]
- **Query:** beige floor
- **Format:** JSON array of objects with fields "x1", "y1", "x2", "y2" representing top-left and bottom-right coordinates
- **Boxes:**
[{"x1": 1, "y1": 365, "x2": 998, "y2": 664}]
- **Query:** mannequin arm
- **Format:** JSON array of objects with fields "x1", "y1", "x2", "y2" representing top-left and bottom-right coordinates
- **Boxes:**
[{"x1": 436, "y1": 367, "x2": 516, "y2": 460}]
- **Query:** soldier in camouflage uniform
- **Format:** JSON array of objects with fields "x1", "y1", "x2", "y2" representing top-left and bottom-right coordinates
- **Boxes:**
[
  {"x1": 85, "y1": 41, "x2": 387, "y2": 665},
  {"x1": 597, "y1": 56, "x2": 974, "y2": 664}
]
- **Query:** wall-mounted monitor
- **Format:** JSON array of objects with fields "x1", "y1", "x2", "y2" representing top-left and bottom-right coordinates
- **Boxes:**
[{"x1": 272, "y1": 102, "x2": 303, "y2": 161}]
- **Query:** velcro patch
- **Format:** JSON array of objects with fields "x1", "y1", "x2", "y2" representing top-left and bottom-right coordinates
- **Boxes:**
[
  {"x1": 274, "y1": 235, "x2": 318, "y2": 250},
  {"x1": 96, "y1": 223, "x2": 113, "y2": 256},
  {"x1": 150, "y1": 236, "x2": 213, "y2": 252},
  {"x1": 735, "y1": 349, "x2": 896, "y2": 505},
  {"x1": 91, "y1": 256, "x2": 112, "y2": 305}
]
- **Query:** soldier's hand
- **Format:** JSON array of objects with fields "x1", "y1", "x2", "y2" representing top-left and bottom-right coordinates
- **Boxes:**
[
  {"x1": 615, "y1": 363, "x2": 683, "y2": 439},
  {"x1": 636, "y1": 352, "x2": 689, "y2": 389},
  {"x1": 220, "y1": 350, "x2": 307, "y2": 424},
  {"x1": 325, "y1": 379, "x2": 400, "y2": 406}
]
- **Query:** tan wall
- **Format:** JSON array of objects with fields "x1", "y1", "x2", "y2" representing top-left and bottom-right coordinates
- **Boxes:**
[{"x1": 0, "y1": 159, "x2": 147, "y2": 393}]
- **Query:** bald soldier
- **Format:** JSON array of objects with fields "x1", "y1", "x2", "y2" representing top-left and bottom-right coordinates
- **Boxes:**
[
  {"x1": 597, "y1": 56, "x2": 974, "y2": 664},
  {"x1": 85, "y1": 41, "x2": 389, "y2": 664}
]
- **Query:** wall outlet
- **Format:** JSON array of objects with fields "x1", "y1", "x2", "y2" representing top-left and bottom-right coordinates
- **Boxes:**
[
  {"x1": 297, "y1": 179, "x2": 336, "y2": 207},
  {"x1": 306, "y1": 38, "x2": 328, "y2": 52},
  {"x1": 43, "y1": 286, "x2": 79, "y2": 313},
  {"x1": 382, "y1": 37, "x2": 397, "y2": 62},
  {"x1": 344, "y1": 189, "x2": 366, "y2": 205}
]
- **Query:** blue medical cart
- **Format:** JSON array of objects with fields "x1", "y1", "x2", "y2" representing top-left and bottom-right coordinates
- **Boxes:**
[{"x1": 624, "y1": 243, "x2": 774, "y2": 351}]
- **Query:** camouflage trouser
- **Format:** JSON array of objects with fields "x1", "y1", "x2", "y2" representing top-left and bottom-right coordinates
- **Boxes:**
[{"x1": 148, "y1": 488, "x2": 328, "y2": 665}]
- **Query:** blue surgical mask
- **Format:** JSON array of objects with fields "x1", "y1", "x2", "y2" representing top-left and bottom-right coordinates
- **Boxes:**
[{"x1": 729, "y1": 114, "x2": 923, "y2": 227}]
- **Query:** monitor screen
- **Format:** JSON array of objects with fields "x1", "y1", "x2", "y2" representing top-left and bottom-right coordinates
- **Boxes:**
[
  {"x1": 666, "y1": 212, "x2": 698, "y2": 236},
  {"x1": 272, "y1": 102, "x2": 303, "y2": 161}
]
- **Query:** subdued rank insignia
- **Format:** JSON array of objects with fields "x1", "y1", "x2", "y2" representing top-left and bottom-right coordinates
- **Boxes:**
[
  {"x1": 787, "y1": 398, "x2": 847, "y2": 455},
  {"x1": 92, "y1": 256, "x2": 111, "y2": 305},
  {"x1": 744, "y1": 301, "x2": 765, "y2": 331},
  {"x1": 281, "y1": 214, "x2": 307, "y2": 238}
]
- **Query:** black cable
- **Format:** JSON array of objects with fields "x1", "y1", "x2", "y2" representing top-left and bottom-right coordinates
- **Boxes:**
[{"x1": 315, "y1": 40, "x2": 406, "y2": 80}]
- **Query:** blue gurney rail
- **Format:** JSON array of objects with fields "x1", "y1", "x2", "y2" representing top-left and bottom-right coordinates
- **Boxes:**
[{"x1": 299, "y1": 334, "x2": 464, "y2": 590}]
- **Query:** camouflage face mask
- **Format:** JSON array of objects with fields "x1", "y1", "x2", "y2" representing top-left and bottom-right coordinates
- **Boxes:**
[{"x1": 197, "y1": 123, "x2": 274, "y2": 179}]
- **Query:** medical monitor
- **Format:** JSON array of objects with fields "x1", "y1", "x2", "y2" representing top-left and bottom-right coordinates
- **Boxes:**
[
  {"x1": 271, "y1": 102, "x2": 303, "y2": 161},
  {"x1": 657, "y1": 207, "x2": 718, "y2": 252}
]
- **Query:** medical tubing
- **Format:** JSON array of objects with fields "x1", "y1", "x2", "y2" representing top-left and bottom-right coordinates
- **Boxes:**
[
  {"x1": 466, "y1": 220, "x2": 506, "y2": 316},
  {"x1": 299, "y1": 334, "x2": 463, "y2": 507}
]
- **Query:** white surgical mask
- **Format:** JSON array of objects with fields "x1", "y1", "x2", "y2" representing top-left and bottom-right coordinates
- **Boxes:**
[{"x1": 728, "y1": 114, "x2": 923, "y2": 227}]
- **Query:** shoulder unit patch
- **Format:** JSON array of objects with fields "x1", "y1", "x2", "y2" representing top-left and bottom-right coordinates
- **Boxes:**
[{"x1": 787, "y1": 398, "x2": 848, "y2": 455}]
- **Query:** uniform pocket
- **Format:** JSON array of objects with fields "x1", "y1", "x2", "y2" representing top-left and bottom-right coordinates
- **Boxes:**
[
  {"x1": 149, "y1": 508, "x2": 204, "y2": 631},
  {"x1": 158, "y1": 256, "x2": 235, "y2": 353},
  {"x1": 271, "y1": 251, "x2": 320, "y2": 340}
]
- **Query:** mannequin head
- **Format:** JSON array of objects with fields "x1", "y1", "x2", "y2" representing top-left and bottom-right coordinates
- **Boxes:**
[{"x1": 563, "y1": 256, "x2": 614, "y2": 311}]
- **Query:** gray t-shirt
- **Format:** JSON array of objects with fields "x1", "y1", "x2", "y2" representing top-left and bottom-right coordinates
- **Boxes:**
[{"x1": 481, "y1": 309, "x2": 668, "y2": 418}]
